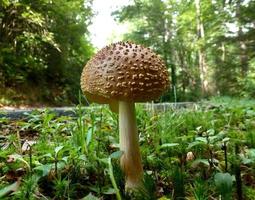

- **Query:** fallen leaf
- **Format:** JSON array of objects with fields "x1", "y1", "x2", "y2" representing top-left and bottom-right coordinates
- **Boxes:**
[{"x1": 0, "y1": 178, "x2": 21, "y2": 198}]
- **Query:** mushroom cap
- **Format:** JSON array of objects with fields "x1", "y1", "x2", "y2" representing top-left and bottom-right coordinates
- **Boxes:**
[{"x1": 81, "y1": 41, "x2": 170, "y2": 104}]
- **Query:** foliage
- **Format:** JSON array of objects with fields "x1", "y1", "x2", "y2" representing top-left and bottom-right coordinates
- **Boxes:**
[
  {"x1": 214, "y1": 172, "x2": 233, "y2": 200},
  {"x1": 113, "y1": 0, "x2": 255, "y2": 101},
  {"x1": 0, "y1": 0, "x2": 94, "y2": 105},
  {"x1": 1, "y1": 98, "x2": 255, "y2": 199}
]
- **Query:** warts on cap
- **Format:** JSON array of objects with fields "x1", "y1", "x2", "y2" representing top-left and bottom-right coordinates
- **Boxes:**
[{"x1": 81, "y1": 41, "x2": 170, "y2": 103}]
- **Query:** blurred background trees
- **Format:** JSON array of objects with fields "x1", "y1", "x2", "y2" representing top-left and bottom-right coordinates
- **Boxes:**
[
  {"x1": 113, "y1": 0, "x2": 255, "y2": 101},
  {"x1": 0, "y1": 0, "x2": 255, "y2": 105},
  {"x1": 0, "y1": 0, "x2": 93, "y2": 105}
]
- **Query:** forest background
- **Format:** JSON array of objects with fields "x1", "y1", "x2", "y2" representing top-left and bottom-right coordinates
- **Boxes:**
[{"x1": 0, "y1": 0, "x2": 254, "y2": 106}]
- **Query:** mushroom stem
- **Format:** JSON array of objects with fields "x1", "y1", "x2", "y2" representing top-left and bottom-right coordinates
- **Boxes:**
[{"x1": 119, "y1": 101, "x2": 143, "y2": 190}]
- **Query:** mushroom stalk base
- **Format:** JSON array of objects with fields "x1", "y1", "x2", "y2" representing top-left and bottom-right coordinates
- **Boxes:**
[{"x1": 119, "y1": 101, "x2": 143, "y2": 189}]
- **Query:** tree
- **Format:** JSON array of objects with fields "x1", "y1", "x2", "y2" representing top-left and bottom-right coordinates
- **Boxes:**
[
  {"x1": 113, "y1": 0, "x2": 255, "y2": 100},
  {"x1": 0, "y1": 0, "x2": 94, "y2": 104},
  {"x1": 195, "y1": 0, "x2": 209, "y2": 96},
  {"x1": 0, "y1": 1, "x2": 56, "y2": 86}
]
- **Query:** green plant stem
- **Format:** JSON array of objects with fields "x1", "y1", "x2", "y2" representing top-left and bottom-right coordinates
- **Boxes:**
[
  {"x1": 54, "y1": 156, "x2": 58, "y2": 178},
  {"x1": 29, "y1": 146, "x2": 33, "y2": 176},
  {"x1": 108, "y1": 158, "x2": 122, "y2": 200},
  {"x1": 223, "y1": 142, "x2": 228, "y2": 172}
]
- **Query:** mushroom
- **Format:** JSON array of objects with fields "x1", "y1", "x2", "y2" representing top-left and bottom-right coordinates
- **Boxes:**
[{"x1": 80, "y1": 41, "x2": 169, "y2": 190}]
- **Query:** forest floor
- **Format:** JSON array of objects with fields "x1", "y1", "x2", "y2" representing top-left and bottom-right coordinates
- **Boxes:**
[{"x1": 1, "y1": 97, "x2": 255, "y2": 199}]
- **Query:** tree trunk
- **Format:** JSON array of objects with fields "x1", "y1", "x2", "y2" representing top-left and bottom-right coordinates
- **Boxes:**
[
  {"x1": 221, "y1": 42, "x2": 225, "y2": 62},
  {"x1": 162, "y1": 10, "x2": 176, "y2": 101},
  {"x1": 195, "y1": 0, "x2": 209, "y2": 96},
  {"x1": 177, "y1": 47, "x2": 188, "y2": 95},
  {"x1": 163, "y1": 39, "x2": 176, "y2": 101},
  {"x1": 236, "y1": 0, "x2": 248, "y2": 77}
]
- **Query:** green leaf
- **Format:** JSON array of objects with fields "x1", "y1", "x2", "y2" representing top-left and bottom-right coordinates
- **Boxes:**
[
  {"x1": 187, "y1": 141, "x2": 204, "y2": 149},
  {"x1": 247, "y1": 149, "x2": 255, "y2": 160},
  {"x1": 61, "y1": 156, "x2": 68, "y2": 163},
  {"x1": 222, "y1": 137, "x2": 230, "y2": 143},
  {"x1": 98, "y1": 158, "x2": 109, "y2": 164},
  {"x1": 82, "y1": 193, "x2": 99, "y2": 200},
  {"x1": 191, "y1": 159, "x2": 210, "y2": 168},
  {"x1": 241, "y1": 149, "x2": 255, "y2": 164},
  {"x1": 195, "y1": 137, "x2": 207, "y2": 143},
  {"x1": 241, "y1": 157, "x2": 252, "y2": 165},
  {"x1": 158, "y1": 197, "x2": 171, "y2": 200},
  {"x1": 207, "y1": 129, "x2": 215, "y2": 136},
  {"x1": 161, "y1": 143, "x2": 179, "y2": 148},
  {"x1": 41, "y1": 153, "x2": 53, "y2": 159},
  {"x1": 34, "y1": 164, "x2": 53, "y2": 177},
  {"x1": 86, "y1": 127, "x2": 93, "y2": 146},
  {"x1": 102, "y1": 187, "x2": 116, "y2": 194},
  {"x1": 34, "y1": 162, "x2": 66, "y2": 177},
  {"x1": 78, "y1": 154, "x2": 87, "y2": 161},
  {"x1": 55, "y1": 145, "x2": 64, "y2": 155},
  {"x1": 214, "y1": 172, "x2": 233, "y2": 199},
  {"x1": 0, "y1": 180, "x2": 21, "y2": 198},
  {"x1": 88, "y1": 186, "x2": 100, "y2": 193},
  {"x1": 110, "y1": 151, "x2": 123, "y2": 159}
]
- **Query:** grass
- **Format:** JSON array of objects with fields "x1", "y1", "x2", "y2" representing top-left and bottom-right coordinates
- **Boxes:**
[{"x1": 0, "y1": 97, "x2": 255, "y2": 199}]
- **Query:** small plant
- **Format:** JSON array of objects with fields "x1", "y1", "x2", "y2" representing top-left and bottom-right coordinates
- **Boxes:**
[
  {"x1": 192, "y1": 179, "x2": 208, "y2": 200},
  {"x1": 171, "y1": 165, "x2": 185, "y2": 199},
  {"x1": 53, "y1": 177, "x2": 70, "y2": 199},
  {"x1": 214, "y1": 172, "x2": 233, "y2": 200},
  {"x1": 1, "y1": 98, "x2": 255, "y2": 199}
]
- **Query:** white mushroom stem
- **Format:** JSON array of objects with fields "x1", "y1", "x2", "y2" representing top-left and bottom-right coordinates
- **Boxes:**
[{"x1": 119, "y1": 101, "x2": 143, "y2": 189}]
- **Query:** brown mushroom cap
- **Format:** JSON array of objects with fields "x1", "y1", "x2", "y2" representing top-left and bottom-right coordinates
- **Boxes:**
[{"x1": 81, "y1": 41, "x2": 170, "y2": 104}]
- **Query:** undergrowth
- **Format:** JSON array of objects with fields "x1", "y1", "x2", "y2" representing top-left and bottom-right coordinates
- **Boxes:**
[{"x1": 0, "y1": 98, "x2": 255, "y2": 199}]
